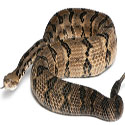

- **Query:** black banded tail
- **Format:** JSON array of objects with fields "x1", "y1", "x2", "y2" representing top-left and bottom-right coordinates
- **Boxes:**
[{"x1": 110, "y1": 73, "x2": 125, "y2": 98}]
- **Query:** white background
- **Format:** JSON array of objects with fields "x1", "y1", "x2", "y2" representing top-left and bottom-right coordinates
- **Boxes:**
[{"x1": 0, "y1": 0, "x2": 125, "y2": 125}]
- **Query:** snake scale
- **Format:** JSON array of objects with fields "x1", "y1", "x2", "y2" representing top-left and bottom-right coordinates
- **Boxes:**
[{"x1": 1, "y1": 8, "x2": 125, "y2": 121}]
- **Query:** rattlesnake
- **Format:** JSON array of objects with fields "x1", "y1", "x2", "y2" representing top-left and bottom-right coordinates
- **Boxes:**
[{"x1": 1, "y1": 8, "x2": 125, "y2": 121}]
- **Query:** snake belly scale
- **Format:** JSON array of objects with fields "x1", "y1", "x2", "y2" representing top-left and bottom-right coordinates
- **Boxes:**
[{"x1": 2, "y1": 8, "x2": 125, "y2": 121}]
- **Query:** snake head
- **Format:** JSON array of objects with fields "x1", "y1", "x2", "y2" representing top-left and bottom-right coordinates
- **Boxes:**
[{"x1": 3, "y1": 71, "x2": 19, "y2": 90}]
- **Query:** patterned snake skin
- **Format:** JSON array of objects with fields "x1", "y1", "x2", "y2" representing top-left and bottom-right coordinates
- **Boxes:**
[{"x1": 2, "y1": 8, "x2": 125, "y2": 121}]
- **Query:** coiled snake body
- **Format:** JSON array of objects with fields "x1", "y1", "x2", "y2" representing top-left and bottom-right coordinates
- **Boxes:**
[{"x1": 2, "y1": 8, "x2": 125, "y2": 121}]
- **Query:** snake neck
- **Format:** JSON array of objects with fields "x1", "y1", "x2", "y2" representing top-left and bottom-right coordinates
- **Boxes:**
[{"x1": 3, "y1": 39, "x2": 47, "y2": 90}]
